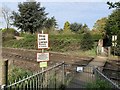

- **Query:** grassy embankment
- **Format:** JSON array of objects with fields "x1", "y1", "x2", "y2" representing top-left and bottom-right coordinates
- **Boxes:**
[{"x1": 3, "y1": 33, "x2": 101, "y2": 57}]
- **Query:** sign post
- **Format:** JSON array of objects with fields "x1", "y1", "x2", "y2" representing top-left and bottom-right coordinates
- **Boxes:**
[
  {"x1": 112, "y1": 35, "x2": 117, "y2": 56},
  {"x1": 37, "y1": 30, "x2": 49, "y2": 71}
]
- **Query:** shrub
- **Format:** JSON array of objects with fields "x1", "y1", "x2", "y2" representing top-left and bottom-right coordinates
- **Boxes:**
[
  {"x1": 2, "y1": 28, "x2": 19, "y2": 41},
  {"x1": 80, "y1": 32, "x2": 94, "y2": 51},
  {"x1": 8, "y1": 65, "x2": 32, "y2": 83},
  {"x1": 86, "y1": 79, "x2": 112, "y2": 90}
]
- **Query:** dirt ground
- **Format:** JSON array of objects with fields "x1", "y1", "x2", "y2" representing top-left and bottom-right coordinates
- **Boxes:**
[{"x1": 2, "y1": 47, "x2": 93, "y2": 72}]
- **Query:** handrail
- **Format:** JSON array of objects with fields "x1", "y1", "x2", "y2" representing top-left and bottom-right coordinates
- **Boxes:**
[
  {"x1": 95, "y1": 67, "x2": 120, "y2": 89},
  {"x1": 6, "y1": 62, "x2": 65, "y2": 87}
]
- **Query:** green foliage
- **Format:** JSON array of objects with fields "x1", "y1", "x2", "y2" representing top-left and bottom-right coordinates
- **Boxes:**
[
  {"x1": 105, "y1": 3, "x2": 120, "y2": 55},
  {"x1": 86, "y1": 79, "x2": 111, "y2": 90},
  {"x1": 93, "y1": 17, "x2": 107, "y2": 38},
  {"x1": 49, "y1": 34, "x2": 82, "y2": 52},
  {"x1": 8, "y1": 65, "x2": 32, "y2": 83},
  {"x1": 105, "y1": 9, "x2": 120, "y2": 36},
  {"x1": 111, "y1": 31, "x2": 120, "y2": 56},
  {"x1": 70, "y1": 22, "x2": 82, "y2": 32},
  {"x1": 63, "y1": 21, "x2": 70, "y2": 31},
  {"x1": 3, "y1": 34, "x2": 37, "y2": 49},
  {"x1": 107, "y1": 1, "x2": 120, "y2": 9},
  {"x1": 11, "y1": 2, "x2": 48, "y2": 34},
  {"x1": 91, "y1": 33, "x2": 102, "y2": 42},
  {"x1": 44, "y1": 16, "x2": 57, "y2": 30},
  {"x1": 80, "y1": 32, "x2": 94, "y2": 51},
  {"x1": 2, "y1": 28, "x2": 19, "y2": 41},
  {"x1": 78, "y1": 24, "x2": 89, "y2": 34}
]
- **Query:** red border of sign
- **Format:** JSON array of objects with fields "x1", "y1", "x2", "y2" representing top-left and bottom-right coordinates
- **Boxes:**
[
  {"x1": 37, "y1": 33, "x2": 50, "y2": 50},
  {"x1": 36, "y1": 52, "x2": 50, "y2": 62}
]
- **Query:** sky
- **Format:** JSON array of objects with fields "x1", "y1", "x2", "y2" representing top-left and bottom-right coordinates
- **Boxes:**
[{"x1": 0, "y1": 0, "x2": 118, "y2": 30}]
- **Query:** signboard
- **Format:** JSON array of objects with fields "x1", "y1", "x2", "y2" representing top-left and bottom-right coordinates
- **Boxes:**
[
  {"x1": 112, "y1": 42, "x2": 117, "y2": 46},
  {"x1": 40, "y1": 62, "x2": 47, "y2": 68},
  {"x1": 112, "y1": 35, "x2": 117, "y2": 46},
  {"x1": 37, "y1": 53, "x2": 49, "y2": 62},
  {"x1": 38, "y1": 34, "x2": 48, "y2": 49},
  {"x1": 112, "y1": 35, "x2": 117, "y2": 41},
  {"x1": 76, "y1": 67, "x2": 83, "y2": 72}
]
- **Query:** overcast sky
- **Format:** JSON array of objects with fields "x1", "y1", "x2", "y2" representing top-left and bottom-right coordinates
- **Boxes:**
[{"x1": 0, "y1": 0, "x2": 118, "y2": 30}]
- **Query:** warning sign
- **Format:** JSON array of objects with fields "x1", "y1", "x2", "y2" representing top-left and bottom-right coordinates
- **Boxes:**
[
  {"x1": 37, "y1": 53, "x2": 49, "y2": 62},
  {"x1": 38, "y1": 34, "x2": 48, "y2": 49},
  {"x1": 40, "y1": 62, "x2": 47, "y2": 68}
]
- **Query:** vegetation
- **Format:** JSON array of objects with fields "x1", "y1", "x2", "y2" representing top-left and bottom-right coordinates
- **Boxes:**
[
  {"x1": 11, "y1": 2, "x2": 56, "y2": 34},
  {"x1": 104, "y1": 1, "x2": 120, "y2": 56},
  {"x1": 2, "y1": 28, "x2": 19, "y2": 41},
  {"x1": 92, "y1": 17, "x2": 107, "y2": 38},
  {"x1": 86, "y1": 79, "x2": 112, "y2": 90},
  {"x1": 8, "y1": 65, "x2": 32, "y2": 83},
  {"x1": 70, "y1": 22, "x2": 82, "y2": 32},
  {"x1": 80, "y1": 32, "x2": 94, "y2": 51},
  {"x1": 3, "y1": 34, "x2": 37, "y2": 49}
]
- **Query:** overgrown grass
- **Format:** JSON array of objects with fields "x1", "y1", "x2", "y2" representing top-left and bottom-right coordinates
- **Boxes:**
[
  {"x1": 3, "y1": 33, "x2": 99, "y2": 57},
  {"x1": 86, "y1": 78, "x2": 112, "y2": 90},
  {"x1": 8, "y1": 65, "x2": 32, "y2": 84}
]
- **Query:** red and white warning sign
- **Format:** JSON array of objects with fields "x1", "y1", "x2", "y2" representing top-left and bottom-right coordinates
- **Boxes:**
[
  {"x1": 37, "y1": 53, "x2": 49, "y2": 62},
  {"x1": 37, "y1": 34, "x2": 48, "y2": 49}
]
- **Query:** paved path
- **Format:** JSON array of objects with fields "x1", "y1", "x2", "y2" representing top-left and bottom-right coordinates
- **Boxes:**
[{"x1": 67, "y1": 56, "x2": 108, "y2": 88}]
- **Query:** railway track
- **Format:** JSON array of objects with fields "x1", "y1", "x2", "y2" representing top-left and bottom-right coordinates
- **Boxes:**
[
  {"x1": 2, "y1": 47, "x2": 119, "y2": 85},
  {"x1": 2, "y1": 47, "x2": 93, "y2": 72}
]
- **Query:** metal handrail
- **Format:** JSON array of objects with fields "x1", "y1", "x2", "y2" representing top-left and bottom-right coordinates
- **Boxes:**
[
  {"x1": 94, "y1": 67, "x2": 120, "y2": 89},
  {"x1": 6, "y1": 62, "x2": 65, "y2": 88}
]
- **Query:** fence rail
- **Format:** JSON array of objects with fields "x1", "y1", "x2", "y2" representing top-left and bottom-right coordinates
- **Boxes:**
[
  {"x1": 94, "y1": 67, "x2": 120, "y2": 89},
  {"x1": 4, "y1": 62, "x2": 65, "y2": 90},
  {"x1": 2, "y1": 62, "x2": 120, "y2": 90}
]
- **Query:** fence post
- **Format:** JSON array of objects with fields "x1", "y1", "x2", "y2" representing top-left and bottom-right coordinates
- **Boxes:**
[
  {"x1": 62, "y1": 61, "x2": 65, "y2": 85},
  {"x1": 108, "y1": 47, "x2": 111, "y2": 57},
  {"x1": 0, "y1": 59, "x2": 8, "y2": 89}
]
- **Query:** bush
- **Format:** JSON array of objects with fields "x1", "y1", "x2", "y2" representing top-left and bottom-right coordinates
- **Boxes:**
[
  {"x1": 3, "y1": 34, "x2": 37, "y2": 49},
  {"x1": 8, "y1": 65, "x2": 32, "y2": 83},
  {"x1": 2, "y1": 28, "x2": 19, "y2": 41},
  {"x1": 92, "y1": 33, "x2": 102, "y2": 42},
  {"x1": 80, "y1": 33, "x2": 94, "y2": 51},
  {"x1": 111, "y1": 45, "x2": 120, "y2": 56},
  {"x1": 86, "y1": 79, "x2": 112, "y2": 90}
]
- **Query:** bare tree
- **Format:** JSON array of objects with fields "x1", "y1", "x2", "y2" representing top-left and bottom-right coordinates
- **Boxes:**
[{"x1": 2, "y1": 5, "x2": 11, "y2": 29}]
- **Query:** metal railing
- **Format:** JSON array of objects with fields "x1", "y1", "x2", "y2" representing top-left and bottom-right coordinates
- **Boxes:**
[
  {"x1": 3, "y1": 62, "x2": 65, "y2": 90},
  {"x1": 94, "y1": 67, "x2": 120, "y2": 89},
  {"x1": 2, "y1": 62, "x2": 120, "y2": 90}
]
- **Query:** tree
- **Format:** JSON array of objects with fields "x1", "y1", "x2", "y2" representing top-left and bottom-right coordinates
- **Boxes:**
[
  {"x1": 105, "y1": 1, "x2": 120, "y2": 55},
  {"x1": 105, "y1": 9, "x2": 120, "y2": 37},
  {"x1": 78, "y1": 24, "x2": 89, "y2": 34},
  {"x1": 93, "y1": 17, "x2": 107, "y2": 37},
  {"x1": 2, "y1": 5, "x2": 12, "y2": 29},
  {"x1": 44, "y1": 16, "x2": 57, "y2": 29},
  {"x1": 80, "y1": 32, "x2": 94, "y2": 51},
  {"x1": 107, "y1": 1, "x2": 120, "y2": 9},
  {"x1": 11, "y1": 2, "x2": 48, "y2": 34},
  {"x1": 70, "y1": 22, "x2": 82, "y2": 32},
  {"x1": 63, "y1": 21, "x2": 70, "y2": 31}
]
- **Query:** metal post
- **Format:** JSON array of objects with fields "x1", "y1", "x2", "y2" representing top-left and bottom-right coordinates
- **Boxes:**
[{"x1": 41, "y1": 30, "x2": 44, "y2": 72}]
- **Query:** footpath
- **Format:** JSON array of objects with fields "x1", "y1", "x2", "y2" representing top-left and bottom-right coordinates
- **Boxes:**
[{"x1": 67, "y1": 56, "x2": 108, "y2": 88}]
